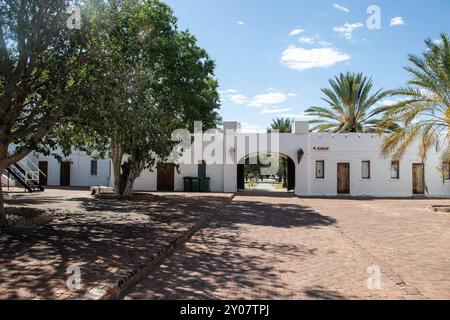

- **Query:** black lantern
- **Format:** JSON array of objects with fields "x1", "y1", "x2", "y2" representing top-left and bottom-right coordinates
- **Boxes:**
[{"x1": 297, "y1": 149, "x2": 304, "y2": 164}]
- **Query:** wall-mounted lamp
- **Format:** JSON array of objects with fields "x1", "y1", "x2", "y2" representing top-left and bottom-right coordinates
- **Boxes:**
[{"x1": 298, "y1": 149, "x2": 304, "y2": 164}]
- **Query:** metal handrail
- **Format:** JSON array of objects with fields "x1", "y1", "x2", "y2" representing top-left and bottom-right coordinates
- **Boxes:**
[{"x1": 17, "y1": 157, "x2": 47, "y2": 181}]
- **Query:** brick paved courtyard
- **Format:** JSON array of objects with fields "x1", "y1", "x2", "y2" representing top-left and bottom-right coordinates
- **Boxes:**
[
  {"x1": 124, "y1": 195, "x2": 450, "y2": 300},
  {"x1": 0, "y1": 189, "x2": 232, "y2": 300}
]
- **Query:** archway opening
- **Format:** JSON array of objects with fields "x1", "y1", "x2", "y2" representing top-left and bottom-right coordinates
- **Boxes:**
[{"x1": 237, "y1": 153, "x2": 295, "y2": 194}]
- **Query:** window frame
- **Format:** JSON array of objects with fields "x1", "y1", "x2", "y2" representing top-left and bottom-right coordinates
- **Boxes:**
[
  {"x1": 90, "y1": 160, "x2": 98, "y2": 176},
  {"x1": 391, "y1": 161, "x2": 400, "y2": 180},
  {"x1": 361, "y1": 161, "x2": 371, "y2": 180},
  {"x1": 315, "y1": 160, "x2": 325, "y2": 179},
  {"x1": 444, "y1": 162, "x2": 450, "y2": 180}
]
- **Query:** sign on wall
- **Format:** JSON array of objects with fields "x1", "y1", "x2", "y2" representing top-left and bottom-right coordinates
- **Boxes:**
[{"x1": 313, "y1": 147, "x2": 330, "y2": 151}]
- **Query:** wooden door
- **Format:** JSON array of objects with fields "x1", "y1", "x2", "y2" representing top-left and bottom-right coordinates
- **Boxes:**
[
  {"x1": 412, "y1": 163, "x2": 425, "y2": 195},
  {"x1": 237, "y1": 164, "x2": 245, "y2": 190},
  {"x1": 287, "y1": 157, "x2": 296, "y2": 191},
  {"x1": 38, "y1": 161, "x2": 48, "y2": 186},
  {"x1": 337, "y1": 163, "x2": 350, "y2": 194},
  {"x1": 157, "y1": 163, "x2": 175, "y2": 192},
  {"x1": 60, "y1": 162, "x2": 71, "y2": 187}
]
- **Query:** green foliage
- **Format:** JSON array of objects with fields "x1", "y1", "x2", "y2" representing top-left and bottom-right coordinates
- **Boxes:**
[
  {"x1": 268, "y1": 118, "x2": 294, "y2": 133},
  {"x1": 306, "y1": 72, "x2": 390, "y2": 133},
  {"x1": 55, "y1": 0, "x2": 221, "y2": 195},
  {"x1": 380, "y1": 33, "x2": 450, "y2": 160},
  {"x1": 0, "y1": 0, "x2": 87, "y2": 163},
  {"x1": 0, "y1": 0, "x2": 88, "y2": 223}
]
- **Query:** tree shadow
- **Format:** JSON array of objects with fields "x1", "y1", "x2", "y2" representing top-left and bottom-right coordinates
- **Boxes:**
[
  {"x1": 0, "y1": 193, "x2": 229, "y2": 300},
  {"x1": 124, "y1": 197, "x2": 337, "y2": 300},
  {"x1": 304, "y1": 286, "x2": 351, "y2": 300}
]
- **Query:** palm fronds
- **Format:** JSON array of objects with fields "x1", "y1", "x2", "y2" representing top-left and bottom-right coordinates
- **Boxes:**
[
  {"x1": 381, "y1": 33, "x2": 450, "y2": 160},
  {"x1": 306, "y1": 72, "x2": 390, "y2": 133}
]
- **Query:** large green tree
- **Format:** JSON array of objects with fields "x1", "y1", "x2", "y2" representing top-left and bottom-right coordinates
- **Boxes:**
[
  {"x1": 380, "y1": 33, "x2": 450, "y2": 161},
  {"x1": 58, "y1": 0, "x2": 220, "y2": 197},
  {"x1": 0, "y1": 0, "x2": 87, "y2": 224},
  {"x1": 306, "y1": 72, "x2": 390, "y2": 133}
]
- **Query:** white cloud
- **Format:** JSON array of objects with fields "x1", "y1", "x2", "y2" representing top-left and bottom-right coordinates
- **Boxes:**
[
  {"x1": 261, "y1": 107, "x2": 292, "y2": 114},
  {"x1": 219, "y1": 89, "x2": 238, "y2": 102},
  {"x1": 289, "y1": 28, "x2": 304, "y2": 36},
  {"x1": 390, "y1": 17, "x2": 405, "y2": 27},
  {"x1": 249, "y1": 92, "x2": 289, "y2": 107},
  {"x1": 334, "y1": 4, "x2": 350, "y2": 13},
  {"x1": 236, "y1": 21, "x2": 246, "y2": 26},
  {"x1": 280, "y1": 46, "x2": 350, "y2": 71},
  {"x1": 287, "y1": 93, "x2": 297, "y2": 97},
  {"x1": 333, "y1": 22, "x2": 364, "y2": 40},
  {"x1": 281, "y1": 113, "x2": 312, "y2": 120},
  {"x1": 230, "y1": 94, "x2": 249, "y2": 105},
  {"x1": 298, "y1": 34, "x2": 332, "y2": 46},
  {"x1": 299, "y1": 36, "x2": 315, "y2": 44}
]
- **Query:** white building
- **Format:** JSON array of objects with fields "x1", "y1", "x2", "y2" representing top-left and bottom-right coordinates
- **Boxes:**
[
  {"x1": 8, "y1": 121, "x2": 450, "y2": 197},
  {"x1": 6, "y1": 145, "x2": 110, "y2": 189},
  {"x1": 123, "y1": 121, "x2": 450, "y2": 197}
]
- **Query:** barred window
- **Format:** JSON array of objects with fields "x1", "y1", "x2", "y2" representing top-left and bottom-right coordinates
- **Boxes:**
[
  {"x1": 362, "y1": 161, "x2": 371, "y2": 179},
  {"x1": 315, "y1": 161, "x2": 325, "y2": 179}
]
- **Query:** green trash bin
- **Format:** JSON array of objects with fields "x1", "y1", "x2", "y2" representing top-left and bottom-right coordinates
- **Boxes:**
[
  {"x1": 200, "y1": 177, "x2": 210, "y2": 192},
  {"x1": 183, "y1": 177, "x2": 192, "y2": 192},
  {"x1": 191, "y1": 177, "x2": 200, "y2": 192}
]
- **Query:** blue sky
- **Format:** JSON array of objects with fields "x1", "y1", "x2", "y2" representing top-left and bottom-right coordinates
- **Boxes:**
[{"x1": 165, "y1": 0, "x2": 450, "y2": 132}]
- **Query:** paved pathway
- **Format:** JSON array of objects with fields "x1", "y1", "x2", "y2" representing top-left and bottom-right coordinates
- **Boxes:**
[
  {"x1": 124, "y1": 195, "x2": 450, "y2": 300},
  {"x1": 0, "y1": 189, "x2": 232, "y2": 300}
]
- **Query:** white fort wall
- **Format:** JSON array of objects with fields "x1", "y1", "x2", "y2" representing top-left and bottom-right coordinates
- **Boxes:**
[
  {"x1": 131, "y1": 122, "x2": 450, "y2": 197},
  {"x1": 8, "y1": 121, "x2": 450, "y2": 197}
]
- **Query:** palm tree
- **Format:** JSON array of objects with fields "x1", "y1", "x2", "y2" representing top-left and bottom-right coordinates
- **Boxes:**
[
  {"x1": 380, "y1": 33, "x2": 450, "y2": 161},
  {"x1": 267, "y1": 118, "x2": 294, "y2": 133},
  {"x1": 267, "y1": 118, "x2": 294, "y2": 187},
  {"x1": 306, "y1": 72, "x2": 390, "y2": 133}
]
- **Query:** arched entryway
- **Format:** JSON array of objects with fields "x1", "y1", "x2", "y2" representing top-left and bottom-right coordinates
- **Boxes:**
[{"x1": 237, "y1": 153, "x2": 296, "y2": 193}]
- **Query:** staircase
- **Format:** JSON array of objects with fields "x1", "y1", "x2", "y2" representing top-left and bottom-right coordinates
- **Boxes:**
[{"x1": 6, "y1": 159, "x2": 45, "y2": 192}]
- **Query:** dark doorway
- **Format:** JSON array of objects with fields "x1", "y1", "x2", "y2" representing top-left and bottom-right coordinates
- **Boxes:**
[
  {"x1": 237, "y1": 164, "x2": 245, "y2": 190},
  {"x1": 337, "y1": 163, "x2": 350, "y2": 194},
  {"x1": 60, "y1": 162, "x2": 71, "y2": 187},
  {"x1": 287, "y1": 157, "x2": 296, "y2": 191},
  {"x1": 157, "y1": 163, "x2": 175, "y2": 192},
  {"x1": 412, "y1": 163, "x2": 425, "y2": 195},
  {"x1": 38, "y1": 161, "x2": 48, "y2": 186}
]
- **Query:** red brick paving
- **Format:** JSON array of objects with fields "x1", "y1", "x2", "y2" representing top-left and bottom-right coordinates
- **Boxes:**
[
  {"x1": 124, "y1": 195, "x2": 450, "y2": 300},
  {"x1": 0, "y1": 189, "x2": 232, "y2": 300}
]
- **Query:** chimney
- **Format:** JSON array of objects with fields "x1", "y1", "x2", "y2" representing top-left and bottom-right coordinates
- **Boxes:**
[{"x1": 294, "y1": 121, "x2": 309, "y2": 135}]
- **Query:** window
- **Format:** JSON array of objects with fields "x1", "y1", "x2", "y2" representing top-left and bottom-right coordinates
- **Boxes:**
[
  {"x1": 443, "y1": 163, "x2": 450, "y2": 180},
  {"x1": 391, "y1": 161, "x2": 400, "y2": 179},
  {"x1": 90, "y1": 160, "x2": 98, "y2": 176},
  {"x1": 315, "y1": 161, "x2": 325, "y2": 179},
  {"x1": 362, "y1": 161, "x2": 371, "y2": 179}
]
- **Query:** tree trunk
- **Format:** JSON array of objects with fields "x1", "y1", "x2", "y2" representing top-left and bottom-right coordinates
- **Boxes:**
[
  {"x1": 111, "y1": 139, "x2": 124, "y2": 196},
  {"x1": 122, "y1": 178, "x2": 135, "y2": 197},
  {"x1": 0, "y1": 184, "x2": 6, "y2": 226},
  {"x1": 122, "y1": 165, "x2": 144, "y2": 197}
]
